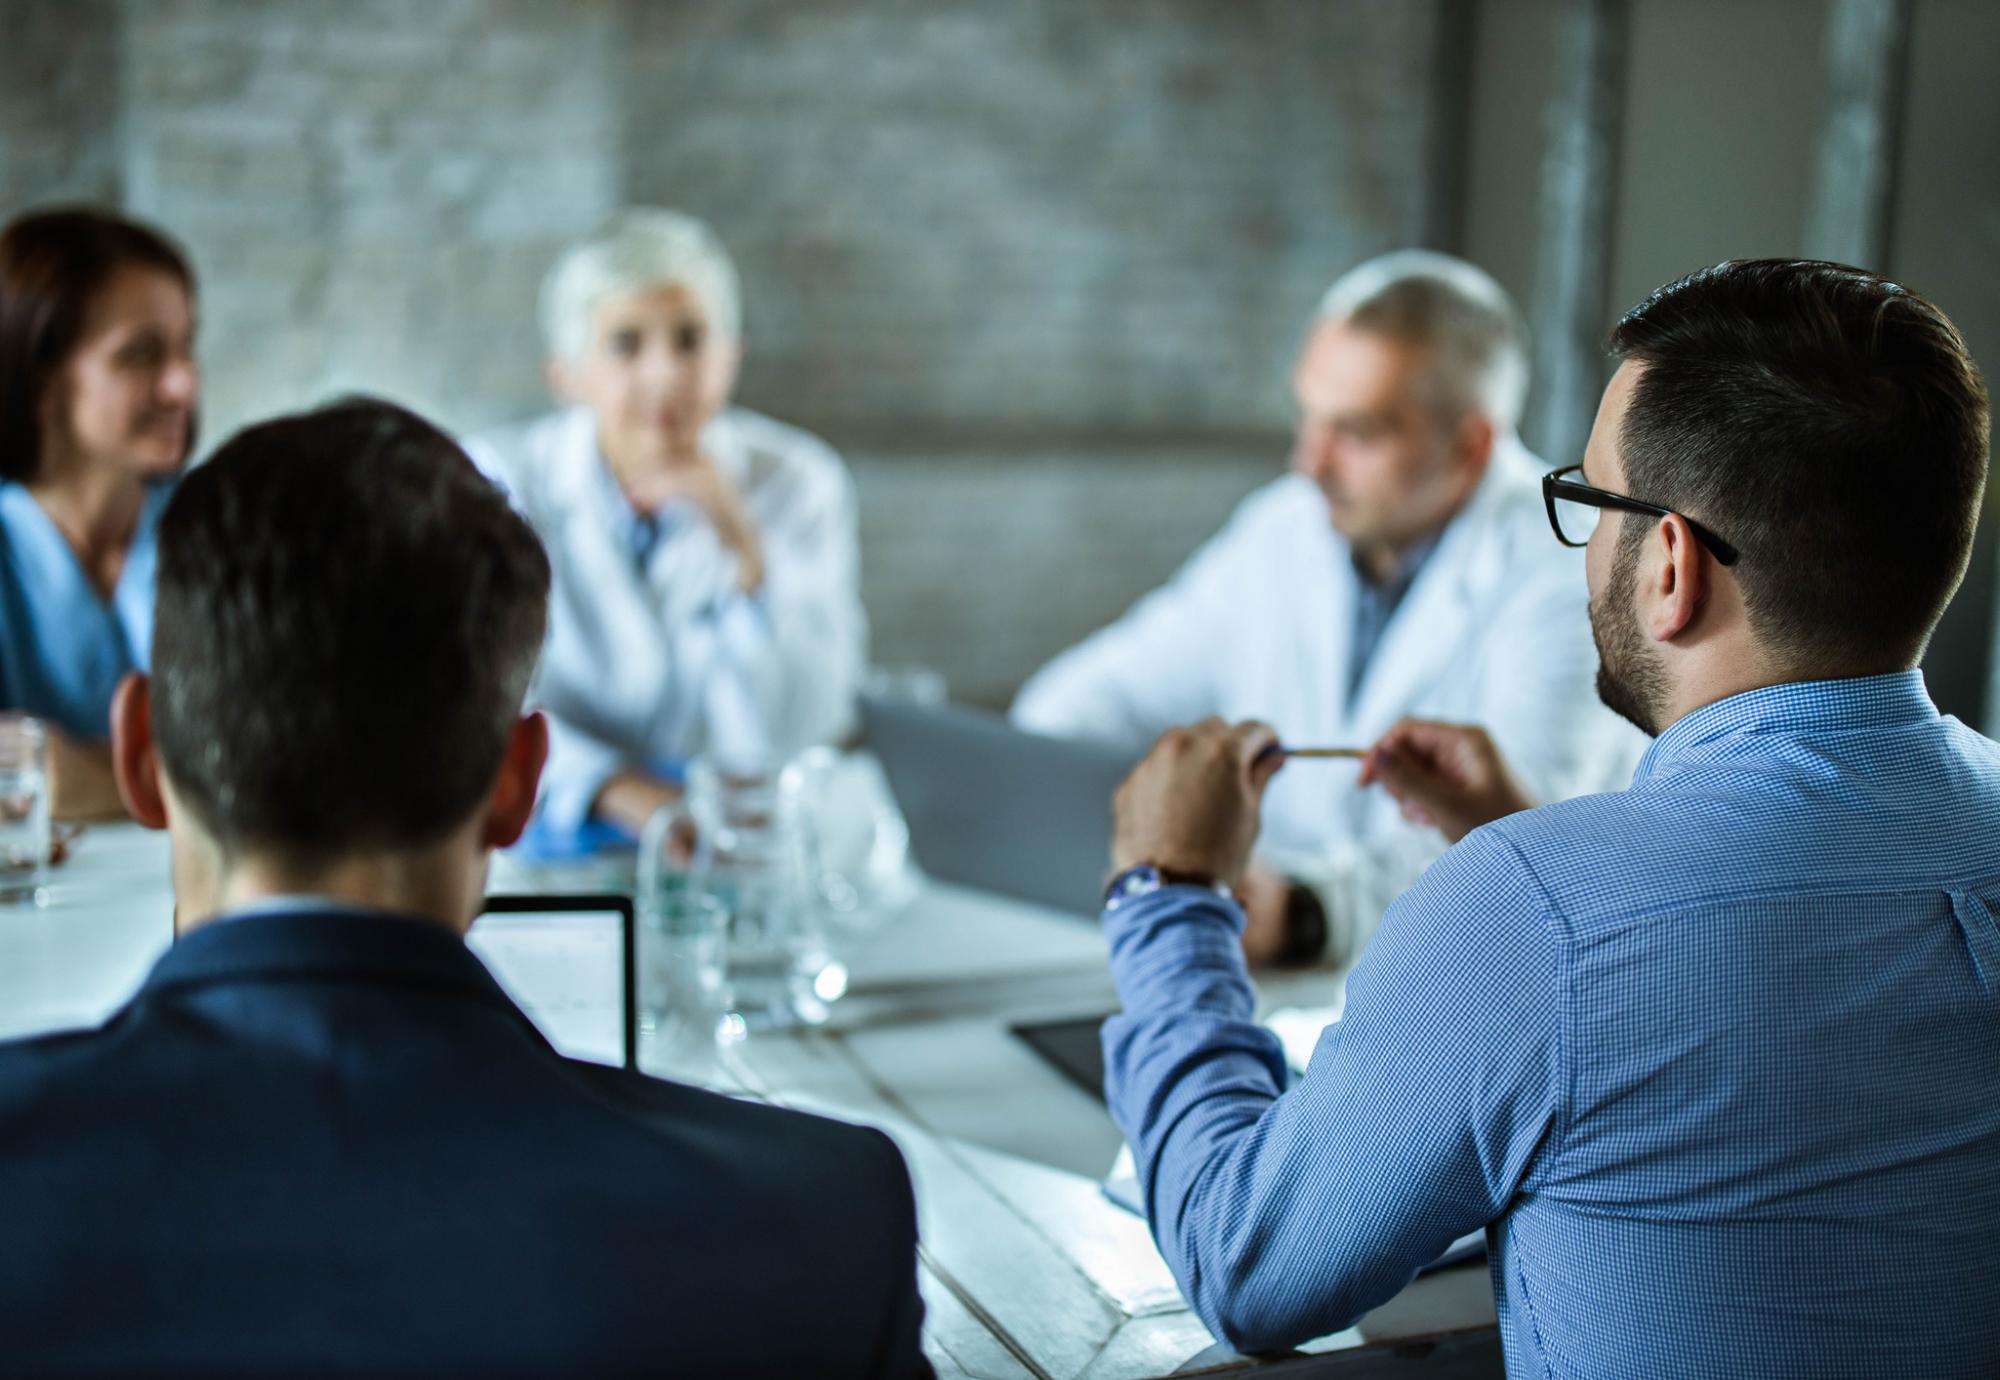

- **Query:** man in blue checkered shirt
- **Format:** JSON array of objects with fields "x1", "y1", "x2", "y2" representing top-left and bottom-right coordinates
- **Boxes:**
[{"x1": 1100, "y1": 259, "x2": 1998, "y2": 1378}]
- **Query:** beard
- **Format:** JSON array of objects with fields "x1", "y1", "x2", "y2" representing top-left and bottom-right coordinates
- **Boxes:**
[{"x1": 1590, "y1": 531, "x2": 1668, "y2": 737}]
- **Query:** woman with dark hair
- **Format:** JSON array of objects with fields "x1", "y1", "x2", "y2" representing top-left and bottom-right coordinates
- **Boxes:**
[{"x1": 0, "y1": 206, "x2": 199, "y2": 818}]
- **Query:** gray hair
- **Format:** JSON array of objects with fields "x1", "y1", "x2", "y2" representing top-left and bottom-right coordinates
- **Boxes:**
[
  {"x1": 1317, "y1": 250, "x2": 1530, "y2": 430},
  {"x1": 539, "y1": 207, "x2": 742, "y2": 361}
]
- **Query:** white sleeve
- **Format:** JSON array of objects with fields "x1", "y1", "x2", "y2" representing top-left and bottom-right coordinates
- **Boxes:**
[
  {"x1": 534, "y1": 709, "x2": 626, "y2": 836},
  {"x1": 756, "y1": 455, "x2": 866, "y2": 752},
  {"x1": 1011, "y1": 495, "x2": 1265, "y2": 745},
  {"x1": 684, "y1": 441, "x2": 866, "y2": 768}
]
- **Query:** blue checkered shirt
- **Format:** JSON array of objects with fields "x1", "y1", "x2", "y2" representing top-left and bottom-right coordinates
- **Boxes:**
[{"x1": 1103, "y1": 671, "x2": 2000, "y2": 1377}]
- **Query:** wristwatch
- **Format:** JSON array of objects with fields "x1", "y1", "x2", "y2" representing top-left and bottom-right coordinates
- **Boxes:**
[{"x1": 1102, "y1": 862, "x2": 1235, "y2": 913}]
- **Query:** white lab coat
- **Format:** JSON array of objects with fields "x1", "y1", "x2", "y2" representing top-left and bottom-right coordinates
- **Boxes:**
[
  {"x1": 1013, "y1": 436, "x2": 1645, "y2": 963},
  {"x1": 466, "y1": 404, "x2": 867, "y2": 833}
]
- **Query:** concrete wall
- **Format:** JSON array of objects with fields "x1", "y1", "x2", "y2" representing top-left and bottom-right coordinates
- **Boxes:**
[
  {"x1": 0, "y1": 0, "x2": 122, "y2": 210},
  {"x1": 119, "y1": 0, "x2": 623, "y2": 447},
  {"x1": 619, "y1": 2, "x2": 1441, "y2": 440},
  {"x1": 2, "y1": 0, "x2": 1448, "y2": 707},
  {"x1": 1893, "y1": 0, "x2": 2000, "y2": 730},
  {"x1": 8, "y1": 0, "x2": 1994, "y2": 713}
]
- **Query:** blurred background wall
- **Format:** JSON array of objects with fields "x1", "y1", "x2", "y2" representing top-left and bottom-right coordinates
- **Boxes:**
[{"x1": 6, "y1": 0, "x2": 1996, "y2": 719}]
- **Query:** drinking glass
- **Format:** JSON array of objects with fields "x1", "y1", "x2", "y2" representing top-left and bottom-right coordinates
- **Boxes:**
[
  {"x1": 782, "y1": 746, "x2": 917, "y2": 936},
  {"x1": 638, "y1": 757, "x2": 841, "y2": 1035},
  {"x1": 0, "y1": 715, "x2": 51, "y2": 907},
  {"x1": 637, "y1": 880, "x2": 731, "y2": 1048}
]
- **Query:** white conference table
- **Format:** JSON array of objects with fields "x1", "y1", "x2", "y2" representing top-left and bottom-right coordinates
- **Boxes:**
[{"x1": 0, "y1": 824, "x2": 1500, "y2": 1379}]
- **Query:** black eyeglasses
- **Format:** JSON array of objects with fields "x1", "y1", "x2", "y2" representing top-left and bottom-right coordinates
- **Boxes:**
[{"x1": 1542, "y1": 464, "x2": 1741, "y2": 566}]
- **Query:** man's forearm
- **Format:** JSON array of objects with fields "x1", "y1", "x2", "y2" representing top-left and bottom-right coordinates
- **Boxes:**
[{"x1": 1100, "y1": 889, "x2": 1289, "y2": 1217}]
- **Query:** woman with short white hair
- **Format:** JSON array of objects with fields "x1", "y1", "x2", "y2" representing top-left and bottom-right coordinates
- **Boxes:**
[{"x1": 467, "y1": 209, "x2": 865, "y2": 841}]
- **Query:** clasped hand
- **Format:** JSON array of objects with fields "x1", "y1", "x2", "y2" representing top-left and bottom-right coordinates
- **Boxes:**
[{"x1": 618, "y1": 452, "x2": 765, "y2": 595}]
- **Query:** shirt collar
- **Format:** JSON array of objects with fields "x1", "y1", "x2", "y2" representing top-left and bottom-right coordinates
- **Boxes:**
[
  {"x1": 145, "y1": 904, "x2": 511, "y2": 1006},
  {"x1": 1631, "y1": 669, "x2": 1938, "y2": 786},
  {"x1": 1354, "y1": 527, "x2": 1444, "y2": 597},
  {"x1": 207, "y1": 894, "x2": 428, "y2": 924}
]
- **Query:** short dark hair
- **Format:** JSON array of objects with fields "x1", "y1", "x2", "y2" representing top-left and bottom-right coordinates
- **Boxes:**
[
  {"x1": 0, "y1": 206, "x2": 197, "y2": 481},
  {"x1": 1609, "y1": 259, "x2": 1990, "y2": 672},
  {"x1": 152, "y1": 398, "x2": 550, "y2": 861}
]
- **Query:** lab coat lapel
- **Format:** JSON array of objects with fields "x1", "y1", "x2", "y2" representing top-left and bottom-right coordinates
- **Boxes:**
[
  {"x1": 1251, "y1": 489, "x2": 1361, "y2": 857},
  {"x1": 544, "y1": 410, "x2": 671, "y2": 707},
  {"x1": 1343, "y1": 461, "x2": 1510, "y2": 742},
  {"x1": 1303, "y1": 502, "x2": 1359, "y2": 745}
]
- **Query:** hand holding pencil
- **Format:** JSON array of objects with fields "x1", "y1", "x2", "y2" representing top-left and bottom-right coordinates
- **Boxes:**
[{"x1": 1356, "y1": 718, "x2": 1537, "y2": 843}]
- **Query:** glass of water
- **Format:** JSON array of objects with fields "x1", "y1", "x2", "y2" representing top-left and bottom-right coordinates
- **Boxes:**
[
  {"x1": 637, "y1": 879, "x2": 731, "y2": 1049},
  {"x1": 0, "y1": 714, "x2": 51, "y2": 907},
  {"x1": 638, "y1": 757, "x2": 840, "y2": 1035}
]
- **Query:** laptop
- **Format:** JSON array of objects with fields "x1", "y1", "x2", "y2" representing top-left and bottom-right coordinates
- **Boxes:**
[
  {"x1": 466, "y1": 893, "x2": 637, "y2": 1070},
  {"x1": 861, "y1": 696, "x2": 1141, "y2": 917}
]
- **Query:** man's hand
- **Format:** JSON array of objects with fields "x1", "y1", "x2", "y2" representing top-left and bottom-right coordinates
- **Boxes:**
[
  {"x1": 1358, "y1": 719, "x2": 1535, "y2": 844},
  {"x1": 1111, "y1": 718, "x2": 1283, "y2": 889}
]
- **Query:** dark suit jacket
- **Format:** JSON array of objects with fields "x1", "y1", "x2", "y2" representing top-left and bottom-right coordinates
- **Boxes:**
[{"x1": 0, "y1": 907, "x2": 933, "y2": 1378}]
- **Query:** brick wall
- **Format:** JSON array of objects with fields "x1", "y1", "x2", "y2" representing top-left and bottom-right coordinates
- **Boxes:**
[
  {"x1": 623, "y1": 1, "x2": 1442, "y2": 438},
  {"x1": 2, "y1": 0, "x2": 1445, "y2": 705},
  {"x1": 1, "y1": 0, "x2": 122, "y2": 209},
  {"x1": 118, "y1": 0, "x2": 623, "y2": 443},
  {"x1": 853, "y1": 441, "x2": 1282, "y2": 707}
]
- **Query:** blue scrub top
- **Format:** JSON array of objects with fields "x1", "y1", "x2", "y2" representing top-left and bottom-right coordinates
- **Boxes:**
[{"x1": 0, "y1": 480, "x2": 169, "y2": 741}]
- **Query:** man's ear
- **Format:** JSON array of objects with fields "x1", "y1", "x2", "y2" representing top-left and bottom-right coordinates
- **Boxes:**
[
  {"x1": 1644, "y1": 513, "x2": 1708, "y2": 644},
  {"x1": 481, "y1": 712, "x2": 550, "y2": 851},
  {"x1": 110, "y1": 672, "x2": 168, "y2": 830}
]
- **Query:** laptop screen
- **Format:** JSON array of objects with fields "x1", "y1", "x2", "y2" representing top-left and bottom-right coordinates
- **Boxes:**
[
  {"x1": 862, "y1": 695, "x2": 1139, "y2": 917},
  {"x1": 466, "y1": 893, "x2": 636, "y2": 1070}
]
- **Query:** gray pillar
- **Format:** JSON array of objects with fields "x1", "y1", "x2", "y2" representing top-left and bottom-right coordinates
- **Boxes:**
[
  {"x1": 1523, "y1": 0, "x2": 1628, "y2": 468},
  {"x1": 1422, "y1": 0, "x2": 1476, "y2": 254},
  {"x1": 1804, "y1": 0, "x2": 1912, "y2": 270}
]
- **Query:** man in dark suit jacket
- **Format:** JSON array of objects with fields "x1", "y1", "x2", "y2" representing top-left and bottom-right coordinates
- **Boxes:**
[{"x1": 0, "y1": 399, "x2": 932, "y2": 1378}]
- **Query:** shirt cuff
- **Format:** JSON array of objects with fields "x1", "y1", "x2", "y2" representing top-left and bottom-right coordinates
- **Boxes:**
[{"x1": 1102, "y1": 886, "x2": 1258, "y2": 1022}]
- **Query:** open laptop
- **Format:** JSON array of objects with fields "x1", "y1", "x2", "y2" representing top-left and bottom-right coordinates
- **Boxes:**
[
  {"x1": 861, "y1": 696, "x2": 1141, "y2": 918},
  {"x1": 466, "y1": 893, "x2": 637, "y2": 1070}
]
